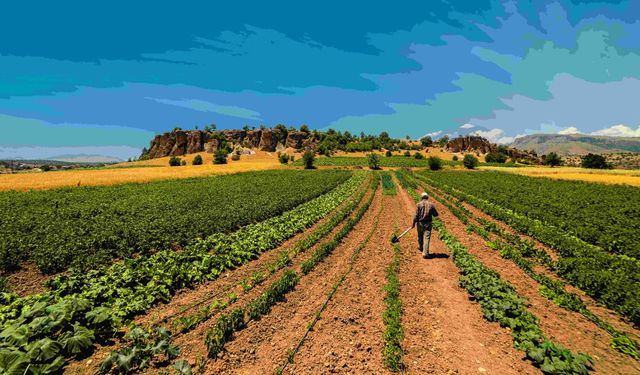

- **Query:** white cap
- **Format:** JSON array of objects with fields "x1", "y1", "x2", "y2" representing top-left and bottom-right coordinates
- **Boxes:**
[{"x1": 421, "y1": 192, "x2": 429, "y2": 199}]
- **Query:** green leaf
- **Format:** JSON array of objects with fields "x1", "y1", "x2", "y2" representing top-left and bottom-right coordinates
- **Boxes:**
[
  {"x1": 61, "y1": 324, "x2": 94, "y2": 355},
  {"x1": 173, "y1": 359, "x2": 193, "y2": 375},
  {"x1": 26, "y1": 338, "x2": 62, "y2": 361}
]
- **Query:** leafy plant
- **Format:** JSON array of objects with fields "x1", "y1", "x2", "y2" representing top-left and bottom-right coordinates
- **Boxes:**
[
  {"x1": 192, "y1": 155, "x2": 203, "y2": 165},
  {"x1": 169, "y1": 156, "x2": 181, "y2": 167}
]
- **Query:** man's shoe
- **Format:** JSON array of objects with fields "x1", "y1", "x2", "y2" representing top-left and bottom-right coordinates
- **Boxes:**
[{"x1": 422, "y1": 253, "x2": 430, "y2": 259}]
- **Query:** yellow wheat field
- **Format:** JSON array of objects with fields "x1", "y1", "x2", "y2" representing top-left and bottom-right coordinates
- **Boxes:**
[
  {"x1": 0, "y1": 152, "x2": 284, "y2": 191},
  {"x1": 480, "y1": 166, "x2": 640, "y2": 187}
]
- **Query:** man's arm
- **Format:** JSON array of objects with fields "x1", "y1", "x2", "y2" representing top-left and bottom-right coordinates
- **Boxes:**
[
  {"x1": 413, "y1": 204, "x2": 420, "y2": 227},
  {"x1": 431, "y1": 204, "x2": 439, "y2": 217}
]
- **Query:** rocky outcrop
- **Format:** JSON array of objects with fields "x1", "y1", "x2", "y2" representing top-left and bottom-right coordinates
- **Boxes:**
[
  {"x1": 148, "y1": 133, "x2": 175, "y2": 159},
  {"x1": 245, "y1": 130, "x2": 262, "y2": 148},
  {"x1": 446, "y1": 136, "x2": 496, "y2": 154},
  {"x1": 222, "y1": 129, "x2": 246, "y2": 143},
  {"x1": 259, "y1": 129, "x2": 276, "y2": 151},
  {"x1": 285, "y1": 131, "x2": 308, "y2": 149},
  {"x1": 187, "y1": 131, "x2": 207, "y2": 154},
  {"x1": 169, "y1": 131, "x2": 188, "y2": 156},
  {"x1": 204, "y1": 138, "x2": 220, "y2": 153}
]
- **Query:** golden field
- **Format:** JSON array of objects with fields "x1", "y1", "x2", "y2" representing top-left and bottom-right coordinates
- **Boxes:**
[
  {"x1": 480, "y1": 166, "x2": 640, "y2": 187},
  {"x1": 0, "y1": 151, "x2": 283, "y2": 191}
]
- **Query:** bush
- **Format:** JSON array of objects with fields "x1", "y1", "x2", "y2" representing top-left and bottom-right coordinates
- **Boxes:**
[
  {"x1": 403, "y1": 151, "x2": 411, "y2": 157},
  {"x1": 420, "y1": 136, "x2": 433, "y2": 147},
  {"x1": 485, "y1": 152, "x2": 508, "y2": 163},
  {"x1": 542, "y1": 152, "x2": 562, "y2": 167},
  {"x1": 169, "y1": 156, "x2": 182, "y2": 167},
  {"x1": 278, "y1": 153, "x2": 290, "y2": 164},
  {"x1": 213, "y1": 150, "x2": 228, "y2": 164},
  {"x1": 427, "y1": 156, "x2": 442, "y2": 170},
  {"x1": 367, "y1": 153, "x2": 381, "y2": 170},
  {"x1": 414, "y1": 152, "x2": 424, "y2": 160},
  {"x1": 41, "y1": 165, "x2": 51, "y2": 172},
  {"x1": 231, "y1": 150, "x2": 241, "y2": 161},
  {"x1": 192, "y1": 155, "x2": 203, "y2": 165},
  {"x1": 181, "y1": 160, "x2": 187, "y2": 166},
  {"x1": 452, "y1": 155, "x2": 459, "y2": 161},
  {"x1": 385, "y1": 150, "x2": 393, "y2": 157},
  {"x1": 581, "y1": 153, "x2": 610, "y2": 169},
  {"x1": 463, "y1": 154, "x2": 478, "y2": 169},
  {"x1": 303, "y1": 151, "x2": 315, "y2": 169}
]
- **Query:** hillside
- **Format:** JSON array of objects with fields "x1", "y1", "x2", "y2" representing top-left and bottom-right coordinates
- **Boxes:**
[{"x1": 511, "y1": 133, "x2": 640, "y2": 155}]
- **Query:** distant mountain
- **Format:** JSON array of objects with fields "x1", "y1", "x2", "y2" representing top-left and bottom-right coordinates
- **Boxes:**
[
  {"x1": 510, "y1": 134, "x2": 640, "y2": 155},
  {"x1": 46, "y1": 154, "x2": 122, "y2": 163}
]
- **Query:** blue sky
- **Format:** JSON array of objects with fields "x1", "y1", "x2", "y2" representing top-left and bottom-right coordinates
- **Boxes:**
[{"x1": 2, "y1": 0, "x2": 640, "y2": 160}]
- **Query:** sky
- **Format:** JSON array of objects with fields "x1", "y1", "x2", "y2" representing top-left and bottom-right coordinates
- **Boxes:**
[{"x1": 2, "y1": 0, "x2": 640, "y2": 160}]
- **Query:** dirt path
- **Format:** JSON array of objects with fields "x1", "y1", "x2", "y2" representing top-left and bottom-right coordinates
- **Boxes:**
[
  {"x1": 422, "y1": 186, "x2": 640, "y2": 374},
  {"x1": 201, "y1": 188, "x2": 385, "y2": 374},
  {"x1": 395, "y1": 185, "x2": 537, "y2": 374}
]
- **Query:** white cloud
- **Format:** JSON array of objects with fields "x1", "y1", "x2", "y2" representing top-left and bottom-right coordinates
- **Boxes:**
[
  {"x1": 146, "y1": 98, "x2": 262, "y2": 120},
  {"x1": 590, "y1": 124, "x2": 640, "y2": 137},
  {"x1": 423, "y1": 130, "x2": 442, "y2": 138},
  {"x1": 558, "y1": 126, "x2": 581, "y2": 135},
  {"x1": 460, "y1": 123, "x2": 475, "y2": 129},
  {"x1": 472, "y1": 128, "x2": 525, "y2": 144}
]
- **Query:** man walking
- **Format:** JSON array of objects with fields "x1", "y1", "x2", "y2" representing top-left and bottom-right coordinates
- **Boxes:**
[{"x1": 412, "y1": 192, "x2": 439, "y2": 258}]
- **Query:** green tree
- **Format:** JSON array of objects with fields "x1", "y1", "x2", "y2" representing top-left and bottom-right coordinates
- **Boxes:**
[
  {"x1": 414, "y1": 152, "x2": 424, "y2": 159},
  {"x1": 485, "y1": 152, "x2": 508, "y2": 163},
  {"x1": 367, "y1": 153, "x2": 381, "y2": 170},
  {"x1": 543, "y1": 152, "x2": 562, "y2": 167},
  {"x1": 300, "y1": 124, "x2": 310, "y2": 133},
  {"x1": 420, "y1": 136, "x2": 433, "y2": 147},
  {"x1": 581, "y1": 153, "x2": 610, "y2": 169},
  {"x1": 452, "y1": 155, "x2": 459, "y2": 161},
  {"x1": 437, "y1": 135, "x2": 450, "y2": 147},
  {"x1": 192, "y1": 155, "x2": 203, "y2": 165},
  {"x1": 427, "y1": 156, "x2": 443, "y2": 170},
  {"x1": 385, "y1": 150, "x2": 393, "y2": 157},
  {"x1": 302, "y1": 151, "x2": 316, "y2": 169},
  {"x1": 278, "y1": 153, "x2": 290, "y2": 164},
  {"x1": 463, "y1": 154, "x2": 479, "y2": 169},
  {"x1": 213, "y1": 150, "x2": 228, "y2": 164}
]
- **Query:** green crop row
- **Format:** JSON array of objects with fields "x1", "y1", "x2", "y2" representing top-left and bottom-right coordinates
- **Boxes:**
[
  {"x1": 418, "y1": 170, "x2": 640, "y2": 259},
  {"x1": 383, "y1": 241, "x2": 404, "y2": 372},
  {"x1": 0, "y1": 170, "x2": 351, "y2": 273},
  {"x1": 415, "y1": 173, "x2": 640, "y2": 326},
  {"x1": 403, "y1": 184, "x2": 592, "y2": 374},
  {"x1": 0, "y1": 173, "x2": 365, "y2": 374},
  {"x1": 293, "y1": 155, "x2": 461, "y2": 168},
  {"x1": 381, "y1": 172, "x2": 397, "y2": 196},
  {"x1": 414, "y1": 175, "x2": 638, "y2": 360}
]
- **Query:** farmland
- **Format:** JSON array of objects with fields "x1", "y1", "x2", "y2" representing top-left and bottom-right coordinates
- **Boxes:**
[{"x1": 0, "y1": 165, "x2": 638, "y2": 375}]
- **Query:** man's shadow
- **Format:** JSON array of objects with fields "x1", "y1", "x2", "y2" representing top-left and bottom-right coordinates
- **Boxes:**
[{"x1": 425, "y1": 253, "x2": 449, "y2": 259}]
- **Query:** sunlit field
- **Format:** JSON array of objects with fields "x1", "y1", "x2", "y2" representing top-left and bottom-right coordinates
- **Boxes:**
[{"x1": 480, "y1": 166, "x2": 640, "y2": 187}]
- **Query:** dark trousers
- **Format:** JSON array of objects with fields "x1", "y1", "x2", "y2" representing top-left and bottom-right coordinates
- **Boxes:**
[{"x1": 417, "y1": 221, "x2": 432, "y2": 256}]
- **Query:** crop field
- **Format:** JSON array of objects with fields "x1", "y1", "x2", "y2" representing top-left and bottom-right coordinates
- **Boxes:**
[
  {"x1": 0, "y1": 167, "x2": 638, "y2": 375},
  {"x1": 293, "y1": 155, "x2": 461, "y2": 168},
  {"x1": 481, "y1": 166, "x2": 640, "y2": 187}
]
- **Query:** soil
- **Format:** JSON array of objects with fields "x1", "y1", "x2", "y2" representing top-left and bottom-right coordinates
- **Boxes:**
[{"x1": 4, "y1": 262, "x2": 52, "y2": 296}]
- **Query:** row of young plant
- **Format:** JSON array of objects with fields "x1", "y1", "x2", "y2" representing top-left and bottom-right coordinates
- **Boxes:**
[
  {"x1": 204, "y1": 174, "x2": 380, "y2": 360},
  {"x1": 383, "y1": 240, "x2": 404, "y2": 372},
  {"x1": 414, "y1": 173, "x2": 640, "y2": 327},
  {"x1": 0, "y1": 170, "x2": 351, "y2": 273},
  {"x1": 276, "y1": 200, "x2": 383, "y2": 374},
  {"x1": 402, "y1": 184, "x2": 593, "y2": 374},
  {"x1": 411, "y1": 174, "x2": 639, "y2": 360},
  {"x1": 98, "y1": 176, "x2": 377, "y2": 374},
  {"x1": 381, "y1": 172, "x2": 397, "y2": 196},
  {"x1": 418, "y1": 170, "x2": 640, "y2": 260},
  {"x1": 0, "y1": 174, "x2": 365, "y2": 374}
]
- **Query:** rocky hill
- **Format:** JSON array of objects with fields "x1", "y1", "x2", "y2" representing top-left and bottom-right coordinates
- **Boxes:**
[
  {"x1": 143, "y1": 128, "x2": 315, "y2": 159},
  {"x1": 446, "y1": 135, "x2": 541, "y2": 163},
  {"x1": 511, "y1": 134, "x2": 640, "y2": 155}
]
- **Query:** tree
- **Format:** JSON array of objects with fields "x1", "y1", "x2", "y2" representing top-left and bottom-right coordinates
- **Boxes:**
[
  {"x1": 581, "y1": 153, "x2": 610, "y2": 169},
  {"x1": 302, "y1": 151, "x2": 315, "y2": 169},
  {"x1": 169, "y1": 156, "x2": 181, "y2": 166},
  {"x1": 204, "y1": 124, "x2": 216, "y2": 132},
  {"x1": 437, "y1": 135, "x2": 450, "y2": 147},
  {"x1": 231, "y1": 149, "x2": 241, "y2": 161},
  {"x1": 278, "y1": 153, "x2": 290, "y2": 164},
  {"x1": 485, "y1": 152, "x2": 508, "y2": 163},
  {"x1": 452, "y1": 155, "x2": 459, "y2": 161},
  {"x1": 463, "y1": 154, "x2": 479, "y2": 169},
  {"x1": 385, "y1": 150, "x2": 392, "y2": 157},
  {"x1": 213, "y1": 149, "x2": 228, "y2": 164},
  {"x1": 300, "y1": 124, "x2": 310, "y2": 133},
  {"x1": 172, "y1": 126, "x2": 183, "y2": 132},
  {"x1": 420, "y1": 136, "x2": 433, "y2": 147},
  {"x1": 414, "y1": 152, "x2": 424, "y2": 159},
  {"x1": 41, "y1": 165, "x2": 51, "y2": 172},
  {"x1": 427, "y1": 156, "x2": 442, "y2": 170},
  {"x1": 242, "y1": 125, "x2": 250, "y2": 131},
  {"x1": 543, "y1": 152, "x2": 562, "y2": 167},
  {"x1": 367, "y1": 153, "x2": 381, "y2": 170},
  {"x1": 404, "y1": 150, "x2": 411, "y2": 157},
  {"x1": 192, "y1": 155, "x2": 203, "y2": 165}
]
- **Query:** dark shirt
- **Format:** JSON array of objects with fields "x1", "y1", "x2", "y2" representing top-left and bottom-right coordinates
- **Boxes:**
[{"x1": 414, "y1": 200, "x2": 438, "y2": 225}]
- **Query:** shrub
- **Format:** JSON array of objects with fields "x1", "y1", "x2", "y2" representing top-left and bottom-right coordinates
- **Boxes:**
[
  {"x1": 414, "y1": 152, "x2": 424, "y2": 160},
  {"x1": 543, "y1": 152, "x2": 562, "y2": 167},
  {"x1": 192, "y1": 155, "x2": 203, "y2": 165},
  {"x1": 367, "y1": 153, "x2": 381, "y2": 170},
  {"x1": 278, "y1": 153, "x2": 290, "y2": 164},
  {"x1": 181, "y1": 160, "x2": 187, "y2": 166},
  {"x1": 403, "y1": 151, "x2": 411, "y2": 157},
  {"x1": 213, "y1": 150, "x2": 228, "y2": 164},
  {"x1": 420, "y1": 136, "x2": 433, "y2": 147},
  {"x1": 452, "y1": 155, "x2": 459, "y2": 161},
  {"x1": 169, "y1": 156, "x2": 182, "y2": 167},
  {"x1": 427, "y1": 156, "x2": 442, "y2": 170},
  {"x1": 385, "y1": 150, "x2": 393, "y2": 157},
  {"x1": 485, "y1": 152, "x2": 508, "y2": 163},
  {"x1": 581, "y1": 153, "x2": 610, "y2": 169},
  {"x1": 231, "y1": 150, "x2": 241, "y2": 161},
  {"x1": 41, "y1": 165, "x2": 51, "y2": 172},
  {"x1": 303, "y1": 151, "x2": 315, "y2": 169},
  {"x1": 463, "y1": 154, "x2": 478, "y2": 169}
]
